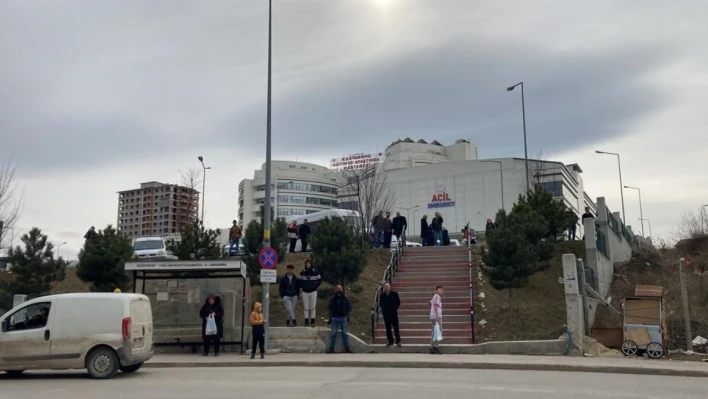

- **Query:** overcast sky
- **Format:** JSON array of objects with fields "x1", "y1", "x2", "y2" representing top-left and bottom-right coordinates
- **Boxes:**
[{"x1": 2, "y1": 0, "x2": 707, "y2": 259}]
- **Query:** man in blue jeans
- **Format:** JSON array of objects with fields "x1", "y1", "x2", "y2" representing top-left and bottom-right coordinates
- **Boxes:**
[{"x1": 327, "y1": 284, "x2": 353, "y2": 353}]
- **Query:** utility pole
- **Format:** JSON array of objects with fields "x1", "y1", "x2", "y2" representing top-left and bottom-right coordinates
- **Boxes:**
[
  {"x1": 261, "y1": 0, "x2": 274, "y2": 351},
  {"x1": 679, "y1": 258, "x2": 693, "y2": 352}
]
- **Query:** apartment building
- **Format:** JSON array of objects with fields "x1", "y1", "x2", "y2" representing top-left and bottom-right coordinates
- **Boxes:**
[{"x1": 117, "y1": 181, "x2": 199, "y2": 238}]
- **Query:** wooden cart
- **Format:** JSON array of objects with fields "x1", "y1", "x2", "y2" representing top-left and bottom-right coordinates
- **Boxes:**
[{"x1": 620, "y1": 293, "x2": 668, "y2": 359}]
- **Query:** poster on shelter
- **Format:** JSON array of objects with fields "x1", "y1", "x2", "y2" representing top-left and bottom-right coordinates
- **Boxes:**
[{"x1": 187, "y1": 287, "x2": 200, "y2": 304}]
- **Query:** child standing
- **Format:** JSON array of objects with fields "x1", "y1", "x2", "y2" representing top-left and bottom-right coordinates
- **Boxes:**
[{"x1": 250, "y1": 302, "x2": 266, "y2": 359}]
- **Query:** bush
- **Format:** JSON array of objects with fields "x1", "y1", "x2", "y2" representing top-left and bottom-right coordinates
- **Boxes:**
[
  {"x1": 77, "y1": 225, "x2": 134, "y2": 292},
  {"x1": 310, "y1": 217, "x2": 369, "y2": 286}
]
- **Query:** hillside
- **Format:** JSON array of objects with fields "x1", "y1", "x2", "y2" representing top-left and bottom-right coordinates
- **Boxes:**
[{"x1": 476, "y1": 241, "x2": 586, "y2": 342}]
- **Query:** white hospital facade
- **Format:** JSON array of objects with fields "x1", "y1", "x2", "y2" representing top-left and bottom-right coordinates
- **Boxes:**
[{"x1": 238, "y1": 139, "x2": 597, "y2": 235}]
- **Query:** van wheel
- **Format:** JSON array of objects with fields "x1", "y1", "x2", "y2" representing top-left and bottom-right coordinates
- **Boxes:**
[
  {"x1": 86, "y1": 347, "x2": 120, "y2": 379},
  {"x1": 4, "y1": 370, "x2": 25, "y2": 376},
  {"x1": 120, "y1": 363, "x2": 143, "y2": 373}
]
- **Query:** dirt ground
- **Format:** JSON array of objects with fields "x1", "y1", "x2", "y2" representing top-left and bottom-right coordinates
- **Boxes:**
[
  {"x1": 251, "y1": 250, "x2": 392, "y2": 342},
  {"x1": 476, "y1": 241, "x2": 586, "y2": 342}
]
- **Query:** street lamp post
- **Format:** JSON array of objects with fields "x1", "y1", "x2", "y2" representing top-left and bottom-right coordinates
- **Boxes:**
[
  {"x1": 56, "y1": 242, "x2": 67, "y2": 259},
  {"x1": 624, "y1": 185, "x2": 644, "y2": 237},
  {"x1": 482, "y1": 160, "x2": 505, "y2": 210},
  {"x1": 262, "y1": 0, "x2": 274, "y2": 351},
  {"x1": 595, "y1": 150, "x2": 626, "y2": 225},
  {"x1": 506, "y1": 82, "x2": 530, "y2": 194},
  {"x1": 197, "y1": 156, "x2": 211, "y2": 222},
  {"x1": 639, "y1": 218, "x2": 652, "y2": 238}
]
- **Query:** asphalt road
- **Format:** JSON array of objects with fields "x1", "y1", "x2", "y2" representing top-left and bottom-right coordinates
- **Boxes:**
[{"x1": 1, "y1": 367, "x2": 706, "y2": 399}]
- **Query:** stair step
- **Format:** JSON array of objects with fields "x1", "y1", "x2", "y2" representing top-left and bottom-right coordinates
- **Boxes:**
[
  {"x1": 397, "y1": 315, "x2": 469, "y2": 323},
  {"x1": 394, "y1": 271, "x2": 469, "y2": 277},
  {"x1": 395, "y1": 282, "x2": 468, "y2": 288},
  {"x1": 373, "y1": 337, "x2": 474, "y2": 345},
  {"x1": 395, "y1": 276, "x2": 469, "y2": 282},
  {"x1": 398, "y1": 303, "x2": 469, "y2": 311}
]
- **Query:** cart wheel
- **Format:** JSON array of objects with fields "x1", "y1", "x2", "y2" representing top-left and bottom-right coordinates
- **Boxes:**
[
  {"x1": 621, "y1": 340, "x2": 639, "y2": 356},
  {"x1": 646, "y1": 342, "x2": 665, "y2": 359}
]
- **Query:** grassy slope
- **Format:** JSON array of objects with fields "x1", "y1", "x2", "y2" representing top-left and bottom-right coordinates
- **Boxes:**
[
  {"x1": 476, "y1": 241, "x2": 586, "y2": 342},
  {"x1": 251, "y1": 250, "x2": 391, "y2": 342}
]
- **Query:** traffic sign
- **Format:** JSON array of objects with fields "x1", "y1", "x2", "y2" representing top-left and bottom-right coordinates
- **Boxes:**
[
  {"x1": 258, "y1": 247, "x2": 279, "y2": 270},
  {"x1": 260, "y1": 269, "x2": 277, "y2": 283}
]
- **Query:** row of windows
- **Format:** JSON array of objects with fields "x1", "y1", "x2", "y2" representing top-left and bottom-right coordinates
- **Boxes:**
[
  {"x1": 276, "y1": 208, "x2": 321, "y2": 217},
  {"x1": 538, "y1": 181, "x2": 563, "y2": 198},
  {"x1": 277, "y1": 195, "x2": 338, "y2": 206},
  {"x1": 256, "y1": 182, "x2": 338, "y2": 195},
  {"x1": 120, "y1": 187, "x2": 195, "y2": 197}
]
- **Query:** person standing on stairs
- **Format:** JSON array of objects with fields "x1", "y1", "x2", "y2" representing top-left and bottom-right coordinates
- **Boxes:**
[
  {"x1": 298, "y1": 219, "x2": 312, "y2": 252},
  {"x1": 279, "y1": 264, "x2": 300, "y2": 327},
  {"x1": 380, "y1": 282, "x2": 402, "y2": 347},
  {"x1": 299, "y1": 259, "x2": 322, "y2": 327},
  {"x1": 431, "y1": 213, "x2": 444, "y2": 246},
  {"x1": 382, "y1": 211, "x2": 394, "y2": 249},
  {"x1": 327, "y1": 284, "x2": 353, "y2": 353},
  {"x1": 392, "y1": 212, "x2": 407, "y2": 245},
  {"x1": 420, "y1": 215, "x2": 429, "y2": 246},
  {"x1": 430, "y1": 285, "x2": 444, "y2": 354}
]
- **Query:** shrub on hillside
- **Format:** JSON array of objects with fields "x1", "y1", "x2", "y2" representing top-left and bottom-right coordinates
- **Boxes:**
[
  {"x1": 310, "y1": 217, "x2": 369, "y2": 287},
  {"x1": 2, "y1": 228, "x2": 67, "y2": 296},
  {"x1": 77, "y1": 225, "x2": 133, "y2": 292}
]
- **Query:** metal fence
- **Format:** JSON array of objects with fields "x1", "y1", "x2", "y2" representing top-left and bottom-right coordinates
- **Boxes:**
[{"x1": 596, "y1": 229, "x2": 608, "y2": 257}]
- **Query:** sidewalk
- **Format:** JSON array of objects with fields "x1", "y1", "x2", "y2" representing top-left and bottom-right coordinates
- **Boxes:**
[{"x1": 145, "y1": 353, "x2": 708, "y2": 377}]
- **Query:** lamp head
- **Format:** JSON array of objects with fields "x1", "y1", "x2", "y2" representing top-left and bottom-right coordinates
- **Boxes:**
[
  {"x1": 506, "y1": 86, "x2": 515, "y2": 92},
  {"x1": 595, "y1": 150, "x2": 604, "y2": 154},
  {"x1": 198, "y1": 156, "x2": 204, "y2": 162}
]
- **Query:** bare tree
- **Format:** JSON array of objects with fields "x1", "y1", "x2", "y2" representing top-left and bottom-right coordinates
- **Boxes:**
[
  {"x1": 338, "y1": 165, "x2": 397, "y2": 237},
  {"x1": 674, "y1": 210, "x2": 707, "y2": 241},
  {"x1": 0, "y1": 156, "x2": 24, "y2": 253}
]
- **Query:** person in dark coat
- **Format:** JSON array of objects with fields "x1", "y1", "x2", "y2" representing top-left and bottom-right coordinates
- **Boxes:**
[
  {"x1": 298, "y1": 219, "x2": 311, "y2": 252},
  {"x1": 431, "y1": 212, "x2": 444, "y2": 246},
  {"x1": 485, "y1": 219, "x2": 496, "y2": 237},
  {"x1": 420, "y1": 215, "x2": 429, "y2": 246},
  {"x1": 199, "y1": 293, "x2": 224, "y2": 356},
  {"x1": 327, "y1": 284, "x2": 352, "y2": 353},
  {"x1": 279, "y1": 264, "x2": 300, "y2": 327},
  {"x1": 379, "y1": 282, "x2": 401, "y2": 347},
  {"x1": 392, "y1": 212, "x2": 407, "y2": 243}
]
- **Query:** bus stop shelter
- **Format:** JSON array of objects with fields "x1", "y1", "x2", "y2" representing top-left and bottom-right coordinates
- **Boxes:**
[{"x1": 125, "y1": 259, "x2": 249, "y2": 354}]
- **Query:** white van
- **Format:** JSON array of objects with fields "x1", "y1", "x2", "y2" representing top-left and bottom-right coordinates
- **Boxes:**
[
  {"x1": 0, "y1": 293, "x2": 153, "y2": 379},
  {"x1": 133, "y1": 236, "x2": 177, "y2": 260}
]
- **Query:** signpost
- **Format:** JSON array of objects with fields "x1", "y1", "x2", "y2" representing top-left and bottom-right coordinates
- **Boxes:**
[{"x1": 259, "y1": 247, "x2": 278, "y2": 350}]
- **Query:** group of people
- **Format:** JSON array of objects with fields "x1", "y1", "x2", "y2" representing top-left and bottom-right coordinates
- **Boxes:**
[
  {"x1": 420, "y1": 212, "x2": 445, "y2": 246},
  {"x1": 286, "y1": 219, "x2": 311, "y2": 253},
  {"x1": 371, "y1": 211, "x2": 408, "y2": 248}
]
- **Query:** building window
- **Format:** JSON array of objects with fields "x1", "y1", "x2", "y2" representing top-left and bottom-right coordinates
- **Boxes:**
[
  {"x1": 277, "y1": 195, "x2": 337, "y2": 207},
  {"x1": 538, "y1": 181, "x2": 563, "y2": 198}
]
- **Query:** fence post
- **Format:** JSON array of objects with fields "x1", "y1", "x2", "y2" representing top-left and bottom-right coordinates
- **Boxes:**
[
  {"x1": 576, "y1": 259, "x2": 591, "y2": 336},
  {"x1": 679, "y1": 258, "x2": 693, "y2": 352}
]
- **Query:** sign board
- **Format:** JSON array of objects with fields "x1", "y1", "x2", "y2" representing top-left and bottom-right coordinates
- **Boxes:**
[
  {"x1": 124, "y1": 260, "x2": 243, "y2": 271},
  {"x1": 330, "y1": 152, "x2": 383, "y2": 170},
  {"x1": 260, "y1": 269, "x2": 277, "y2": 283},
  {"x1": 427, "y1": 183, "x2": 456, "y2": 209},
  {"x1": 258, "y1": 247, "x2": 278, "y2": 270}
]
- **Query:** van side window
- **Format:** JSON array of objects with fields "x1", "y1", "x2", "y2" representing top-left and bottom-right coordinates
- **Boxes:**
[{"x1": 7, "y1": 302, "x2": 51, "y2": 331}]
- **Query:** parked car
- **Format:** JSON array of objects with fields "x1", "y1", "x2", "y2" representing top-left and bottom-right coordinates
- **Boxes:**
[
  {"x1": 0, "y1": 293, "x2": 154, "y2": 379},
  {"x1": 133, "y1": 236, "x2": 177, "y2": 260}
]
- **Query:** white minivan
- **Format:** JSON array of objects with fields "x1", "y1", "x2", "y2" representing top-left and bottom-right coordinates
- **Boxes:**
[
  {"x1": 133, "y1": 236, "x2": 177, "y2": 260},
  {"x1": 0, "y1": 293, "x2": 154, "y2": 379}
]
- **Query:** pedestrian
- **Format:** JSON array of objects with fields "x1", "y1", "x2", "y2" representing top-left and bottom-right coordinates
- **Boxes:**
[
  {"x1": 379, "y1": 282, "x2": 401, "y2": 347},
  {"x1": 249, "y1": 302, "x2": 266, "y2": 359},
  {"x1": 299, "y1": 259, "x2": 322, "y2": 327},
  {"x1": 287, "y1": 221, "x2": 298, "y2": 253},
  {"x1": 485, "y1": 218, "x2": 496, "y2": 235},
  {"x1": 581, "y1": 207, "x2": 595, "y2": 239},
  {"x1": 420, "y1": 215, "x2": 429, "y2": 246},
  {"x1": 228, "y1": 220, "x2": 242, "y2": 256},
  {"x1": 199, "y1": 293, "x2": 224, "y2": 357},
  {"x1": 431, "y1": 213, "x2": 444, "y2": 246},
  {"x1": 568, "y1": 210, "x2": 579, "y2": 241},
  {"x1": 392, "y1": 211, "x2": 407, "y2": 244},
  {"x1": 279, "y1": 264, "x2": 300, "y2": 327},
  {"x1": 429, "y1": 285, "x2": 444, "y2": 354},
  {"x1": 382, "y1": 211, "x2": 393, "y2": 249},
  {"x1": 298, "y1": 219, "x2": 311, "y2": 252},
  {"x1": 372, "y1": 211, "x2": 384, "y2": 248},
  {"x1": 84, "y1": 226, "x2": 98, "y2": 242},
  {"x1": 327, "y1": 284, "x2": 353, "y2": 353}
]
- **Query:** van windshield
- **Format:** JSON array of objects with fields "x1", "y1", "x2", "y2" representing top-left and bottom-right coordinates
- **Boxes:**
[{"x1": 134, "y1": 240, "x2": 164, "y2": 251}]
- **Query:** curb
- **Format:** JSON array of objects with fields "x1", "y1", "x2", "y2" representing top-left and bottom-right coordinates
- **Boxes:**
[{"x1": 144, "y1": 360, "x2": 708, "y2": 378}]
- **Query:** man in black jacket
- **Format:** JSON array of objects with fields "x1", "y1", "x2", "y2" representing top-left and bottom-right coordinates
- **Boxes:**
[
  {"x1": 380, "y1": 282, "x2": 401, "y2": 347},
  {"x1": 298, "y1": 219, "x2": 311, "y2": 252},
  {"x1": 392, "y1": 212, "x2": 407, "y2": 244},
  {"x1": 327, "y1": 284, "x2": 352, "y2": 353},
  {"x1": 279, "y1": 264, "x2": 300, "y2": 327},
  {"x1": 299, "y1": 260, "x2": 321, "y2": 327}
]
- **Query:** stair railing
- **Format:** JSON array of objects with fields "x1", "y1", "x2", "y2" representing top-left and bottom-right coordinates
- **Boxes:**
[
  {"x1": 467, "y1": 226, "x2": 477, "y2": 344},
  {"x1": 370, "y1": 232, "x2": 405, "y2": 340}
]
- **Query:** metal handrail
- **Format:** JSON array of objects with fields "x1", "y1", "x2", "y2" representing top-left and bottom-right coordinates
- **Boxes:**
[
  {"x1": 370, "y1": 233, "x2": 405, "y2": 340},
  {"x1": 466, "y1": 224, "x2": 477, "y2": 344}
]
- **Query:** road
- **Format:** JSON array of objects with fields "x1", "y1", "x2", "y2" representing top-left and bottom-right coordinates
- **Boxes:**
[{"x1": 1, "y1": 367, "x2": 706, "y2": 399}]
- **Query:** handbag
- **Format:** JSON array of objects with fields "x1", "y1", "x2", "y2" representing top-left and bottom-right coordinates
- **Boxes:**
[
  {"x1": 433, "y1": 322, "x2": 443, "y2": 342},
  {"x1": 288, "y1": 232, "x2": 298, "y2": 239},
  {"x1": 205, "y1": 314, "x2": 217, "y2": 336}
]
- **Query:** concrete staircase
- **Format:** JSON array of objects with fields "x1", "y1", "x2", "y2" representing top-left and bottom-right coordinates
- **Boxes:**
[{"x1": 374, "y1": 246, "x2": 476, "y2": 345}]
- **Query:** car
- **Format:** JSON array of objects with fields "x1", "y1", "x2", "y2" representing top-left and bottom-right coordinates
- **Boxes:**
[
  {"x1": 133, "y1": 236, "x2": 177, "y2": 260},
  {"x1": 223, "y1": 242, "x2": 246, "y2": 257},
  {"x1": 0, "y1": 293, "x2": 154, "y2": 379}
]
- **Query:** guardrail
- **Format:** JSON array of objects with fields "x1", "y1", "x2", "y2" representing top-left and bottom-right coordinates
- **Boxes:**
[
  {"x1": 467, "y1": 229, "x2": 476, "y2": 344},
  {"x1": 370, "y1": 234, "x2": 404, "y2": 340}
]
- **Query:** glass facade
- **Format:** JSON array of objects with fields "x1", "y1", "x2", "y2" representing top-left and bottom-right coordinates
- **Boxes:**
[
  {"x1": 257, "y1": 182, "x2": 337, "y2": 195},
  {"x1": 276, "y1": 208, "x2": 320, "y2": 217},
  {"x1": 277, "y1": 195, "x2": 337, "y2": 207},
  {"x1": 538, "y1": 181, "x2": 563, "y2": 198}
]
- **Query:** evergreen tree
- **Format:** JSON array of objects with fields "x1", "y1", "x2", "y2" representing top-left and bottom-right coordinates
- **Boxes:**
[
  {"x1": 77, "y1": 225, "x2": 134, "y2": 292},
  {"x1": 166, "y1": 220, "x2": 221, "y2": 260},
  {"x1": 310, "y1": 217, "x2": 369, "y2": 286},
  {"x1": 481, "y1": 205, "x2": 554, "y2": 306},
  {"x1": 516, "y1": 188, "x2": 573, "y2": 240},
  {"x1": 3, "y1": 228, "x2": 66, "y2": 296},
  {"x1": 241, "y1": 210, "x2": 287, "y2": 283}
]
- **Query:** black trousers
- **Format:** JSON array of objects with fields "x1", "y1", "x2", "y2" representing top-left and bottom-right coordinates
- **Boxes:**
[
  {"x1": 251, "y1": 330, "x2": 265, "y2": 355},
  {"x1": 203, "y1": 336, "x2": 220, "y2": 354},
  {"x1": 301, "y1": 238, "x2": 308, "y2": 252},
  {"x1": 383, "y1": 231, "x2": 393, "y2": 248},
  {"x1": 384, "y1": 315, "x2": 401, "y2": 345},
  {"x1": 289, "y1": 238, "x2": 297, "y2": 253}
]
